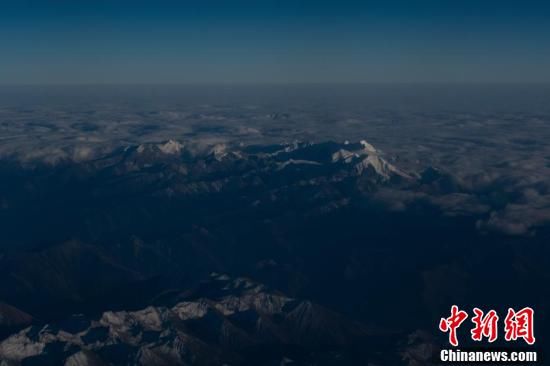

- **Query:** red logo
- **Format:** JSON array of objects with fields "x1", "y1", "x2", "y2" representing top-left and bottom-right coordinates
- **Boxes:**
[
  {"x1": 439, "y1": 305, "x2": 469, "y2": 347},
  {"x1": 471, "y1": 308, "x2": 499, "y2": 343},
  {"x1": 439, "y1": 306, "x2": 535, "y2": 346},
  {"x1": 504, "y1": 307, "x2": 536, "y2": 345}
]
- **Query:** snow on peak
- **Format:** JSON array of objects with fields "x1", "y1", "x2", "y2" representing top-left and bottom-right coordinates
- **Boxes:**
[
  {"x1": 209, "y1": 143, "x2": 228, "y2": 160},
  {"x1": 158, "y1": 140, "x2": 184, "y2": 155},
  {"x1": 135, "y1": 140, "x2": 184, "y2": 155},
  {"x1": 277, "y1": 159, "x2": 322, "y2": 170},
  {"x1": 360, "y1": 140, "x2": 377, "y2": 154},
  {"x1": 355, "y1": 155, "x2": 412, "y2": 180},
  {"x1": 208, "y1": 143, "x2": 244, "y2": 161},
  {"x1": 331, "y1": 149, "x2": 358, "y2": 163}
]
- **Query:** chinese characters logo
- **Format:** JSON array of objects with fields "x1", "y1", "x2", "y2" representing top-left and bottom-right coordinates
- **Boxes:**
[{"x1": 439, "y1": 306, "x2": 535, "y2": 346}]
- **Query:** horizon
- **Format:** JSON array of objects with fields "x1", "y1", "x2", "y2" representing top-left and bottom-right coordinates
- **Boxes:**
[{"x1": 2, "y1": 81, "x2": 550, "y2": 86}]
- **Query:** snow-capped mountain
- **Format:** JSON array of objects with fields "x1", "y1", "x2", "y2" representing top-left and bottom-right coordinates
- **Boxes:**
[
  {"x1": 0, "y1": 274, "x2": 373, "y2": 366},
  {"x1": 0, "y1": 138, "x2": 539, "y2": 366},
  {"x1": 8, "y1": 138, "x2": 412, "y2": 184}
]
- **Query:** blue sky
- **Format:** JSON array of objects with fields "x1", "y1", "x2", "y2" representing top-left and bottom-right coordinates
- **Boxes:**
[{"x1": 1, "y1": 0, "x2": 549, "y2": 83}]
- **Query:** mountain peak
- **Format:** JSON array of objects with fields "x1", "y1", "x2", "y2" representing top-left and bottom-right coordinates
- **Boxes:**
[
  {"x1": 360, "y1": 139, "x2": 377, "y2": 154},
  {"x1": 158, "y1": 140, "x2": 184, "y2": 155},
  {"x1": 0, "y1": 275, "x2": 371, "y2": 365}
]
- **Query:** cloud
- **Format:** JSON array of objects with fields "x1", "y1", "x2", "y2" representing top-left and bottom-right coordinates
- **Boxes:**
[{"x1": 1, "y1": 87, "x2": 550, "y2": 237}]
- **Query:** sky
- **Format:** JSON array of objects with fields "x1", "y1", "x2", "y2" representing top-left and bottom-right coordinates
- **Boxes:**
[{"x1": 1, "y1": 0, "x2": 550, "y2": 84}]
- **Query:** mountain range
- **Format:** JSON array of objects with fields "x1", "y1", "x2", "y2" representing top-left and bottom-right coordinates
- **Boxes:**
[{"x1": 0, "y1": 139, "x2": 548, "y2": 364}]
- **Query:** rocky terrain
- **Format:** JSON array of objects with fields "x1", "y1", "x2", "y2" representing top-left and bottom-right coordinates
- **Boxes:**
[
  {"x1": 0, "y1": 137, "x2": 548, "y2": 364},
  {"x1": 0, "y1": 274, "x2": 395, "y2": 365}
]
